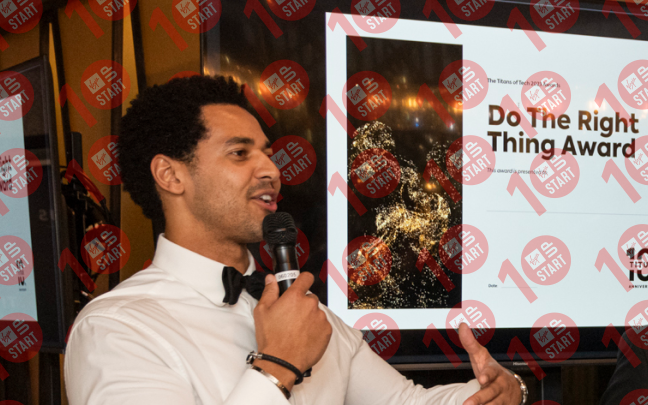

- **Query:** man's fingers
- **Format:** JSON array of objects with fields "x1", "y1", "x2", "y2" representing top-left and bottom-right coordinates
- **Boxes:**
[
  {"x1": 258, "y1": 274, "x2": 279, "y2": 308},
  {"x1": 463, "y1": 380, "x2": 502, "y2": 405},
  {"x1": 287, "y1": 271, "x2": 314, "y2": 295},
  {"x1": 459, "y1": 323, "x2": 485, "y2": 357},
  {"x1": 477, "y1": 365, "x2": 499, "y2": 386}
]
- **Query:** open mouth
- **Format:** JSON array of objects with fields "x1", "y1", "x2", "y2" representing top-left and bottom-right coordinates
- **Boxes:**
[{"x1": 252, "y1": 192, "x2": 278, "y2": 212}]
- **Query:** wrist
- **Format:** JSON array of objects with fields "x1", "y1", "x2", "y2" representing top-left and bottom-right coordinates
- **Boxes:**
[{"x1": 253, "y1": 359, "x2": 296, "y2": 391}]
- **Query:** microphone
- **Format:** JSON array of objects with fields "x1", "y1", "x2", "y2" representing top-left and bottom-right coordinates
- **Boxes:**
[{"x1": 262, "y1": 212, "x2": 300, "y2": 295}]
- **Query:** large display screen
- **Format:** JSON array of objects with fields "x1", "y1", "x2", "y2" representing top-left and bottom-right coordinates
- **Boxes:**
[
  {"x1": 0, "y1": 106, "x2": 38, "y2": 321},
  {"x1": 325, "y1": 15, "x2": 648, "y2": 335}
]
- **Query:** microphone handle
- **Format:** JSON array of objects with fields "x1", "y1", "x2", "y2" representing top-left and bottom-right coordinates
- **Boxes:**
[{"x1": 271, "y1": 244, "x2": 300, "y2": 295}]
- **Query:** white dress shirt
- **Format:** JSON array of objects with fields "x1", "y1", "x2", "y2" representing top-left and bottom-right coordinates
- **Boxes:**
[{"x1": 65, "y1": 234, "x2": 480, "y2": 405}]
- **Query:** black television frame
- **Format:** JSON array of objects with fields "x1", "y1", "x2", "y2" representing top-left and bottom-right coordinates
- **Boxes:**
[
  {"x1": 202, "y1": 0, "x2": 645, "y2": 368},
  {"x1": 0, "y1": 55, "x2": 73, "y2": 353}
]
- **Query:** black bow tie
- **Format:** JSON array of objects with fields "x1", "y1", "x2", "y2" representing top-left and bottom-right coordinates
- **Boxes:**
[{"x1": 222, "y1": 266, "x2": 267, "y2": 305}]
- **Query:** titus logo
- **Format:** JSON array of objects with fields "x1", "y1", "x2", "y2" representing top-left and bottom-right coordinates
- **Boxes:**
[
  {"x1": 628, "y1": 247, "x2": 648, "y2": 281},
  {"x1": 91, "y1": 148, "x2": 112, "y2": 170},
  {"x1": 0, "y1": 0, "x2": 17, "y2": 18}
]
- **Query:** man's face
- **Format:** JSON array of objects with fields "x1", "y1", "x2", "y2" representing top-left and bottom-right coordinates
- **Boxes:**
[{"x1": 184, "y1": 104, "x2": 280, "y2": 244}]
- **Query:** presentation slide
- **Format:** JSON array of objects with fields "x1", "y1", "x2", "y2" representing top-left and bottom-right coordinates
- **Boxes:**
[
  {"x1": 325, "y1": 14, "x2": 648, "y2": 332},
  {"x1": 0, "y1": 104, "x2": 38, "y2": 321}
]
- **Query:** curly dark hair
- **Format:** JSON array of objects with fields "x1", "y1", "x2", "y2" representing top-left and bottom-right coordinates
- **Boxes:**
[{"x1": 118, "y1": 75, "x2": 249, "y2": 223}]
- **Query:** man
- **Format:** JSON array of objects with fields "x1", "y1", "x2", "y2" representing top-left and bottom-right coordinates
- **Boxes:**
[
  {"x1": 64, "y1": 76, "x2": 523, "y2": 405},
  {"x1": 600, "y1": 331, "x2": 648, "y2": 404}
]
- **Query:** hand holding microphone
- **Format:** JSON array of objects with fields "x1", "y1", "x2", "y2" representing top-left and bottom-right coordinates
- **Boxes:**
[{"x1": 252, "y1": 213, "x2": 332, "y2": 390}]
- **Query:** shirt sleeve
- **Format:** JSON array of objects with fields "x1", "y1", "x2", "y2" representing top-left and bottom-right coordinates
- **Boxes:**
[
  {"x1": 343, "y1": 339, "x2": 480, "y2": 405},
  {"x1": 322, "y1": 307, "x2": 480, "y2": 405},
  {"x1": 599, "y1": 332, "x2": 648, "y2": 405},
  {"x1": 65, "y1": 314, "x2": 289, "y2": 405}
]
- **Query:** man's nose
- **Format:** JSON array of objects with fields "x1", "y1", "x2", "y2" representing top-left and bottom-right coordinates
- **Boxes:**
[{"x1": 259, "y1": 153, "x2": 281, "y2": 182}]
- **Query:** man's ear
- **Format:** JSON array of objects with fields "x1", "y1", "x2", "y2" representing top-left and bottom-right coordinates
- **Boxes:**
[{"x1": 150, "y1": 154, "x2": 188, "y2": 196}]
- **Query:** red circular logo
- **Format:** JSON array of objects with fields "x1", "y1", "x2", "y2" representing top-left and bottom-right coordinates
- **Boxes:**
[
  {"x1": 0, "y1": 0, "x2": 42, "y2": 34},
  {"x1": 530, "y1": 313, "x2": 579, "y2": 363},
  {"x1": 0, "y1": 314, "x2": 42, "y2": 363},
  {"x1": 439, "y1": 224, "x2": 489, "y2": 275},
  {"x1": 350, "y1": 148, "x2": 400, "y2": 198},
  {"x1": 621, "y1": 390, "x2": 648, "y2": 405},
  {"x1": 0, "y1": 71, "x2": 35, "y2": 120},
  {"x1": 88, "y1": 136, "x2": 121, "y2": 185},
  {"x1": 446, "y1": 136, "x2": 495, "y2": 185},
  {"x1": 0, "y1": 235, "x2": 33, "y2": 286},
  {"x1": 521, "y1": 71, "x2": 571, "y2": 120},
  {"x1": 260, "y1": 228, "x2": 310, "y2": 270},
  {"x1": 530, "y1": 0, "x2": 579, "y2": 33},
  {"x1": 351, "y1": 0, "x2": 401, "y2": 33},
  {"x1": 343, "y1": 236, "x2": 392, "y2": 286},
  {"x1": 344, "y1": 71, "x2": 392, "y2": 121},
  {"x1": 618, "y1": 224, "x2": 648, "y2": 272},
  {"x1": 168, "y1": 71, "x2": 200, "y2": 82},
  {"x1": 446, "y1": 300, "x2": 496, "y2": 348},
  {"x1": 267, "y1": 0, "x2": 316, "y2": 21},
  {"x1": 270, "y1": 135, "x2": 317, "y2": 185},
  {"x1": 529, "y1": 149, "x2": 580, "y2": 198},
  {"x1": 625, "y1": 300, "x2": 648, "y2": 350},
  {"x1": 80, "y1": 224, "x2": 131, "y2": 274},
  {"x1": 619, "y1": 60, "x2": 648, "y2": 110},
  {"x1": 447, "y1": 0, "x2": 494, "y2": 21},
  {"x1": 625, "y1": 135, "x2": 648, "y2": 185},
  {"x1": 354, "y1": 313, "x2": 400, "y2": 360},
  {"x1": 627, "y1": 1, "x2": 648, "y2": 21},
  {"x1": 260, "y1": 60, "x2": 310, "y2": 110},
  {"x1": 81, "y1": 60, "x2": 131, "y2": 110},
  {"x1": 172, "y1": 0, "x2": 221, "y2": 33},
  {"x1": 521, "y1": 236, "x2": 571, "y2": 285},
  {"x1": 88, "y1": 0, "x2": 137, "y2": 21},
  {"x1": 0, "y1": 149, "x2": 43, "y2": 198},
  {"x1": 439, "y1": 60, "x2": 489, "y2": 110}
]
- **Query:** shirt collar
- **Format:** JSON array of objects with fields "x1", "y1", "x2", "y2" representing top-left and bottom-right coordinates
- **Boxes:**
[{"x1": 152, "y1": 233, "x2": 257, "y2": 307}]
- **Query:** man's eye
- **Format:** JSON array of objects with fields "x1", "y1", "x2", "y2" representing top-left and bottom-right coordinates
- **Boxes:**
[{"x1": 232, "y1": 150, "x2": 246, "y2": 157}]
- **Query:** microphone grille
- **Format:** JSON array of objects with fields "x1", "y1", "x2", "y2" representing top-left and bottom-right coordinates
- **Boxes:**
[{"x1": 262, "y1": 212, "x2": 298, "y2": 245}]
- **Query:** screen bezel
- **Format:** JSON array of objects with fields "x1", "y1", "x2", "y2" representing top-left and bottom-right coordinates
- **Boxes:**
[
  {"x1": 204, "y1": 0, "x2": 640, "y2": 365},
  {"x1": 1, "y1": 56, "x2": 73, "y2": 352}
]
